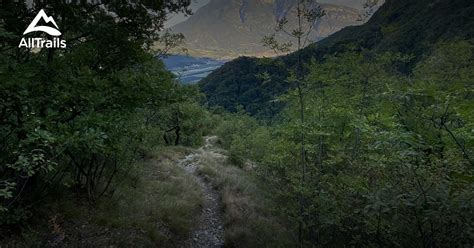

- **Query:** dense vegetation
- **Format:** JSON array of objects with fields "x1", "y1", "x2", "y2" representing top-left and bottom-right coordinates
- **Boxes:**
[
  {"x1": 204, "y1": 0, "x2": 474, "y2": 246},
  {"x1": 1, "y1": 0, "x2": 473, "y2": 247},
  {"x1": 200, "y1": 0, "x2": 474, "y2": 117},
  {"x1": 0, "y1": 0, "x2": 214, "y2": 230},
  {"x1": 215, "y1": 40, "x2": 474, "y2": 246}
]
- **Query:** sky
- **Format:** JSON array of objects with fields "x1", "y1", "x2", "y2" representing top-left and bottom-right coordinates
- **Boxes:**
[{"x1": 165, "y1": 0, "x2": 368, "y2": 28}]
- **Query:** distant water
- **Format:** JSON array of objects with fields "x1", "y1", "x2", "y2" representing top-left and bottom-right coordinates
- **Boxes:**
[{"x1": 162, "y1": 55, "x2": 225, "y2": 85}]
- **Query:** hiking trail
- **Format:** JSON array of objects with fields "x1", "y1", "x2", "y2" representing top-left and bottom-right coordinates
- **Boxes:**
[{"x1": 178, "y1": 136, "x2": 225, "y2": 248}]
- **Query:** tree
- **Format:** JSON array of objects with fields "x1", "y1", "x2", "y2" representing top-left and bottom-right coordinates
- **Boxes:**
[
  {"x1": 0, "y1": 0, "x2": 191, "y2": 224},
  {"x1": 262, "y1": 1, "x2": 325, "y2": 245}
]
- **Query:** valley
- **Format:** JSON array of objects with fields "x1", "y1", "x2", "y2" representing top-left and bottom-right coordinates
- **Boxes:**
[
  {"x1": 1, "y1": 1, "x2": 473, "y2": 247},
  {"x1": 162, "y1": 55, "x2": 225, "y2": 84}
]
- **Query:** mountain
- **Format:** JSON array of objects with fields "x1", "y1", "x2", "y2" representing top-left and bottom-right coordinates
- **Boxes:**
[
  {"x1": 199, "y1": 0, "x2": 474, "y2": 117},
  {"x1": 171, "y1": 0, "x2": 363, "y2": 59},
  {"x1": 318, "y1": 0, "x2": 368, "y2": 10}
]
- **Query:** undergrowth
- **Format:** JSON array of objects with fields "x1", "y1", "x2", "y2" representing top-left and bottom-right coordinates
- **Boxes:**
[{"x1": 196, "y1": 148, "x2": 294, "y2": 247}]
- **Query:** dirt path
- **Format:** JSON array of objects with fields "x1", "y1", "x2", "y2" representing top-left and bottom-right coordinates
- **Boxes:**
[{"x1": 178, "y1": 136, "x2": 225, "y2": 248}]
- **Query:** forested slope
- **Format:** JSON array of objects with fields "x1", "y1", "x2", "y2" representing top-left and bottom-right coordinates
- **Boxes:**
[
  {"x1": 0, "y1": 1, "x2": 211, "y2": 240},
  {"x1": 1, "y1": 1, "x2": 473, "y2": 247},
  {"x1": 215, "y1": 40, "x2": 474, "y2": 246},
  {"x1": 0, "y1": 3, "x2": 293, "y2": 246},
  {"x1": 199, "y1": 2, "x2": 474, "y2": 245},
  {"x1": 200, "y1": 0, "x2": 474, "y2": 117}
]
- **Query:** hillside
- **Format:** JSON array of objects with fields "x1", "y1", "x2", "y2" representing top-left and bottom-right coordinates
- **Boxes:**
[
  {"x1": 171, "y1": 0, "x2": 362, "y2": 59},
  {"x1": 200, "y1": 0, "x2": 474, "y2": 117},
  {"x1": 2, "y1": 1, "x2": 473, "y2": 247}
]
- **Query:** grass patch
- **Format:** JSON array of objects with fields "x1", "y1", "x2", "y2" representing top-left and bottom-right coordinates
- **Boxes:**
[
  {"x1": 196, "y1": 152, "x2": 294, "y2": 247},
  {"x1": 91, "y1": 146, "x2": 203, "y2": 246},
  {"x1": 2, "y1": 146, "x2": 204, "y2": 247}
]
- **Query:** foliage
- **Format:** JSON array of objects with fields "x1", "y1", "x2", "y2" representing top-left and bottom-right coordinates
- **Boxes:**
[
  {"x1": 0, "y1": 1, "x2": 206, "y2": 229},
  {"x1": 219, "y1": 41, "x2": 474, "y2": 246},
  {"x1": 201, "y1": 57, "x2": 288, "y2": 117}
]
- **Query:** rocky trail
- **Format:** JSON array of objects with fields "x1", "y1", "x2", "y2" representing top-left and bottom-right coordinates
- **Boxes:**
[{"x1": 178, "y1": 136, "x2": 225, "y2": 248}]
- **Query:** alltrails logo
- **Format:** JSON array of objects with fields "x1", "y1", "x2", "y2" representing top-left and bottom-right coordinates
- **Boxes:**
[{"x1": 18, "y1": 9, "x2": 66, "y2": 49}]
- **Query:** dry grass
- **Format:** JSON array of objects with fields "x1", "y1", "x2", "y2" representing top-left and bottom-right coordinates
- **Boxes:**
[
  {"x1": 197, "y1": 153, "x2": 294, "y2": 247},
  {"x1": 15, "y1": 146, "x2": 206, "y2": 247},
  {"x1": 92, "y1": 146, "x2": 203, "y2": 246},
  {"x1": 3, "y1": 145, "x2": 293, "y2": 247}
]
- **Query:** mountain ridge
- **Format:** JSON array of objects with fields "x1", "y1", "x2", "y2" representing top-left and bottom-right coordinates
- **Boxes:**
[
  {"x1": 199, "y1": 0, "x2": 474, "y2": 117},
  {"x1": 171, "y1": 0, "x2": 363, "y2": 59}
]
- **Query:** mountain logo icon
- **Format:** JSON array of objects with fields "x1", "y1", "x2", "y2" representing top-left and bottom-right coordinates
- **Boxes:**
[{"x1": 23, "y1": 9, "x2": 61, "y2": 36}]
